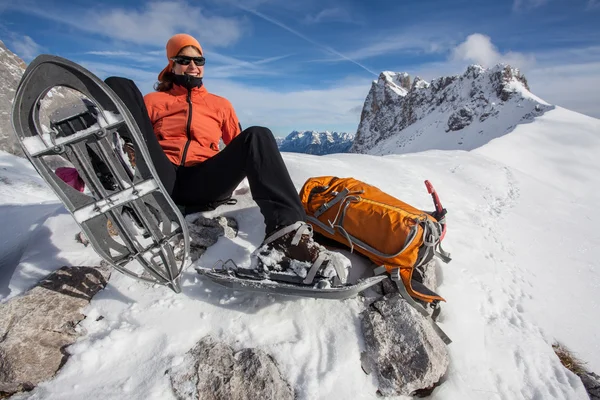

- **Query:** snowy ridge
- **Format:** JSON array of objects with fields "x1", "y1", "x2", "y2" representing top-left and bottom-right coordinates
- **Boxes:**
[
  {"x1": 351, "y1": 64, "x2": 554, "y2": 155},
  {"x1": 279, "y1": 130, "x2": 355, "y2": 155}
]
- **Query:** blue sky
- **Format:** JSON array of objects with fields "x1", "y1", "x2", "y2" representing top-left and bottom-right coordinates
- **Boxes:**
[{"x1": 1, "y1": 0, "x2": 599, "y2": 137}]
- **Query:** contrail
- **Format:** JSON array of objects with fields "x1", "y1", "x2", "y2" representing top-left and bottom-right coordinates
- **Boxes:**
[{"x1": 237, "y1": 5, "x2": 378, "y2": 76}]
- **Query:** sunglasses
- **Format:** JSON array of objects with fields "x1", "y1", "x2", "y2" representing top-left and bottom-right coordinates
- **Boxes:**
[{"x1": 170, "y1": 56, "x2": 206, "y2": 66}]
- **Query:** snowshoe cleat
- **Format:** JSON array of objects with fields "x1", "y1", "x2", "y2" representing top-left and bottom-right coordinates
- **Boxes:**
[{"x1": 11, "y1": 55, "x2": 190, "y2": 292}]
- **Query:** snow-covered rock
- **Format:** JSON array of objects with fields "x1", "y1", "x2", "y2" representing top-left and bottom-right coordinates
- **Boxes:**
[
  {"x1": 169, "y1": 336, "x2": 294, "y2": 400},
  {"x1": 279, "y1": 130, "x2": 355, "y2": 155},
  {"x1": 0, "y1": 41, "x2": 27, "y2": 157},
  {"x1": 0, "y1": 266, "x2": 110, "y2": 396},
  {"x1": 351, "y1": 64, "x2": 553, "y2": 155},
  {"x1": 186, "y1": 216, "x2": 238, "y2": 261},
  {"x1": 274, "y1": 136, "x2": 285, "y2": 147},
  {"x1": 360, "y1": 292, "x2": 449, "y2": 396}
]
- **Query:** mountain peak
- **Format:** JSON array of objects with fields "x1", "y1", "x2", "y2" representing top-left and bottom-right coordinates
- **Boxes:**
[{"x1": 351, "y1": 63, "x2": 552, "y2": 155}]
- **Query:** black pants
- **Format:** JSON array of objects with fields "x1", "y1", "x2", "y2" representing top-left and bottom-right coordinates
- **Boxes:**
[{"x1": 104, "y1": 77, "x2": 306, "y2": 235}]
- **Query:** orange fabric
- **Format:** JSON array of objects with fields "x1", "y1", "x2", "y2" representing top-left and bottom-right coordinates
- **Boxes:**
[
  {"x1": 300, "y1": 176, "x2": 445, "y2": 303},
  {"x1": 158, "y1": 33, "x2": 203, "y2": 81},
  {"x1": 144, "y1": 84, "x2": 241, "y2": 166}
]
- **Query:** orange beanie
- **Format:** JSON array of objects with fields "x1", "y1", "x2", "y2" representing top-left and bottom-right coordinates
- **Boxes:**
[{"x1": 158, "y1": 33, "x2": 203, "y2": 81}]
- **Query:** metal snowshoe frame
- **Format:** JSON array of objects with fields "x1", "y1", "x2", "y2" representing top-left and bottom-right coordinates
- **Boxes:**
[
  {"x1": 196, "y1": 259, "x2": 389, "y2": 300},
  {"x1": 11, "y1": 55, "x2": 190, "y2": 292}
]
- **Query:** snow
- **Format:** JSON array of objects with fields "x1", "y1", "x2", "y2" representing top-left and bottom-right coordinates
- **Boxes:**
[{"x1": 1, "y1": 105, "x2": 599, "y2": 400}]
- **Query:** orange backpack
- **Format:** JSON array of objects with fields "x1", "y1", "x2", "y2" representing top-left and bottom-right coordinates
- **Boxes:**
[{"x1": 299, "y1": 176, "x2": 451, "y2": 303}]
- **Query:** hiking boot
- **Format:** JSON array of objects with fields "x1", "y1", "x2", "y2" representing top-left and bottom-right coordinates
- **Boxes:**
[
  {"x1": 251, "y1": 221, "x2": 350, "y2": 287},
  {"x1": 123, "y1": 142, "x2": 136, "y2": 169}
]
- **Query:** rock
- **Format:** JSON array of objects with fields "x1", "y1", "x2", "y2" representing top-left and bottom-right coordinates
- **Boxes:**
[
  {"x1": 580, "y1": 371, "x2": 600, "y2": 400},
  {"x1": 169, "y1": 336, "x2": 294, "y2": 400},
  {"x1": 0, "y1": 266, "x2": 110, "y2": 396},
  {"x1": 447, "y1": 107, "x2": 474, "y2": 132},
  {"x1": 378, "y1": 261, "x2": 440, "y2": 318},
  {"x1": 414, "y1": 261, "x2": 438, "y2": 294},
  {"x1": 0, "y1": 41, "x2": 26, "y2": 157},
  {"x1": 360, "y1": 293, "x2": 449, "y2": 397},
  {"x1": 187, "y1": 216, "x2": 238, "y2": 262}
]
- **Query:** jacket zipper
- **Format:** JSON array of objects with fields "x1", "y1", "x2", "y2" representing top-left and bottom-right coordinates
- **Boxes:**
[{"x1": 180, "y1": 89, "x2": 193, "y2": 166}]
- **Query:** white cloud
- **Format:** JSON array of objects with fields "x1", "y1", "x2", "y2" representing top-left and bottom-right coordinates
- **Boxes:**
[
  {"x1": 303, "y1": 8, "x2": 355, "y2": 24},
  {"x1": 527, "y1": 61, "x2": 600, "y2": 118},
  {"x1": 340, "y1": 35, "x2": 450, "y2": 62},
  {"x1": 451, "y1": 33, "x2": 535, "y2": 70},
  {"x1": 9, "y1": 1, "x2": 246, "y2": 48},
  {"x1": 85, "y1": 51, "x2": 136, "y2": 56},
  {"x1": 9, "y1": 35, "x2": 43, "y2": 61},
  {"x1": 513, "y1": 0, "x2": 548, "y2": 11},
  {"x1": 205, "y1": 77, "x2": 370, "y2": 135},
  {"x1": 205, "y1": 52, "x2": 292, "y2": 79},
  {"x1": 588, "y1": 0, "x2": 600, "y2": 9},
  {"x1": 78, "y1": 61, "x2": 158, "y2": 86}
]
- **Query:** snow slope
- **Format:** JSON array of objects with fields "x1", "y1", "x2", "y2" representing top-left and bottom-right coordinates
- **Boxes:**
[{"x1": 1, "y1": 105, "x2": 599, "y2": 400}]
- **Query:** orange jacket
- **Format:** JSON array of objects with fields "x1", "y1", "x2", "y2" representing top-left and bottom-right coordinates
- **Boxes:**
[{"x1": 144, "y1": 85, "x2": 241, "y2": 166}]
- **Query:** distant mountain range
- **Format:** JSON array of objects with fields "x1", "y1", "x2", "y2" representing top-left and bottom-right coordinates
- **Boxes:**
[{"x1": 278, "y1": 130, "x2": 355, "y2": 155}]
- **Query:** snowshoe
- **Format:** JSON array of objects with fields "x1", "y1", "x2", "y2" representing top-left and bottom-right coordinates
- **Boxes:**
[
  {"x1": 197, "y1": 261, "x2": 388, "y2": 300},
  {"x1": 11, "y1": 55, "x2": 190, "y2": 292},
  {"x1": 196, "y1": 221, "x2": 388, "y2": 299}
]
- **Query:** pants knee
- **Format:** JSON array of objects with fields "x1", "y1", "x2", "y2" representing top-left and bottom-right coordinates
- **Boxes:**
[
  {"x1": 104, "y1": 76, "x2": 136, "y2": 93},
  {"x1": 244, "y1": 126, "x2": 272, "y2": 136},
  {"x1": 243, "y1": 126, "x2": 277, "y2": 145}
]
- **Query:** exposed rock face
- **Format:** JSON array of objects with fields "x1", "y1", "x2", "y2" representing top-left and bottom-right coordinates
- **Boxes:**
[
  {"x1": 169, "y1": 336, "x2": 294, "y2": 400},
  {"x1": 580, "y1": 371, "x2": 600, "y2": 399},
  {"x1": 0, "y1": 266, "x2": 110, "y2": 396},
  {"x1": 360, "y1": 260, "x2": 448, "y2": 397},
  {"x1": 187, "y1": 216, "x2": 238, "y2": 261},
  {"x1": 351, "y1": 64, "x2": 552, "y2": 155},
  {"x1": 360, "y1": 293, "x2": 450, "y2": 397},
  {"x1": 279, "y1": 130, "x2": 355, "y2": 155},
  {"x1": 447, "y1": 106, "x2": 474, "y2": 131},
  {"x1": 0, "y1": 41, "x2": 89, "y2": 161},
  {"x1": 0, "y1": 41, "x2": 26, "y2": 157}
]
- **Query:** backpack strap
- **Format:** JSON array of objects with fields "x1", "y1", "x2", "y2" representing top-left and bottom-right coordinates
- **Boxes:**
[
  {"x1": 417, "y1": 219, "x2": 452, "y2": 267},
  {"x1": 384, "y1": 268, "x2": 452, "y2": 345},
  {"x1": 314, "y1": 188, "x2": 349, "y2": 217}
]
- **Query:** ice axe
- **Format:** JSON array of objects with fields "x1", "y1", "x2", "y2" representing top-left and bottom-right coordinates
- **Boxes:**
[{"x1": 424, "y1": 180, "x2": 447, "y2": 241}]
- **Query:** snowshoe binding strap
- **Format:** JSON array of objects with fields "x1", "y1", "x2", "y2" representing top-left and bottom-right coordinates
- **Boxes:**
[
  {"x1": 263, "y1": 221, "x2": 313, "y2": 246},
  {"x1": 303, "y1": 252, "x2": 328, "y2": 284}
]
